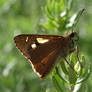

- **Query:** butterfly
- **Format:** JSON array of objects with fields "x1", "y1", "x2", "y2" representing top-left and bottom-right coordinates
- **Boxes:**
[{"x1": 14, "y1": 30, "x2": 79, "y2": 79}]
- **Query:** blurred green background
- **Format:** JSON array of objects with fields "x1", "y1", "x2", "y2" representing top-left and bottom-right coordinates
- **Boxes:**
[{"x1": 0, "y1": 0, "x2": 92, "y2": 92}]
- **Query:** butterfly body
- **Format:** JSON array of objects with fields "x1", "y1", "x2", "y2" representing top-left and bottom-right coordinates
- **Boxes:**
[{"x1": 14, "y1": 31, "x2": 78, "y2": 79}]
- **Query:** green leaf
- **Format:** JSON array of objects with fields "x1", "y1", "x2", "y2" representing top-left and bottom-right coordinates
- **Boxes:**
[
  {"x1": 45, "y1": 6, "x2": 55, "y2": 20},
  {"x1": 60, "y1": 60, "x2": 68, "y2": 75},
  {"x1": 76, "y1": 64, "x2": 91, "y2": 84},
  {"x1": 55, "y1": 67, "x2": 69, "y2": 83},
  {"x1": 52, "y1": 69, "x2": 64, "y2": 92}
]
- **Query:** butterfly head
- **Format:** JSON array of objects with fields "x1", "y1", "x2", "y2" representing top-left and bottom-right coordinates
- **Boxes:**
[
  {"x1": 66, "y1": 30, "x2": 79, "y2": 42},
  {"x1": 70, "y1": 31, "x2": 79, "y2": 41},
  {"x1": 65, "y1": 31, "x2": 79, "y2": 54}
]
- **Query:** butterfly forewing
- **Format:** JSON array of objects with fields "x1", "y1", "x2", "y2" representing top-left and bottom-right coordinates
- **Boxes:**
[{"x1": 14, "y1": 34, "x2": 64, "y2": 78}]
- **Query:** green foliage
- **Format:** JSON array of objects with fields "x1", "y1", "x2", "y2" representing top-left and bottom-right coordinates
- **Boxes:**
[
  {"x1": 41, "y1": 0, "x2": 85, "y2": 34},
  {"x1": 0, "y1": 0, "x2": 92, "y2": 92},
  {"x1": 52, "y1": 53, "x2": 91, "y2": 92}
]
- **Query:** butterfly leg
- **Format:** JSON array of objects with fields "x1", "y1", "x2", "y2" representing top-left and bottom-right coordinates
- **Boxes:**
[
  {"x1": 64, "y1": 57, "x2": 77, "y2": 74},
  {"x1": 75, "y1": 46, "x2": 83, "y2": 68}
]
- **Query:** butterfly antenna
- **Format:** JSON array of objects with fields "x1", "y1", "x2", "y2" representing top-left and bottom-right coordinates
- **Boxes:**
[
  {"x1": 75, "y1": 46, "x2": 83, "y2": 68},
  {"x1": 72, "y1": 8, "x2": 85, "y2": 31}
]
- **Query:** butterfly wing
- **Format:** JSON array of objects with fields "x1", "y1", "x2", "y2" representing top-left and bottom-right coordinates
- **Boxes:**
[
  {"x1": 31, "y1": 47, "x2": 61, "y2": 79},
  {"x1": 14, "y1": 34, "x2": 64, "y2": 79}
]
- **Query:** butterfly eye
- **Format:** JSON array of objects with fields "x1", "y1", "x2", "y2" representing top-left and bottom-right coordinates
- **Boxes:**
[
  {"x1": 70, "y1": 32, "x2": 75, "y2": 38},
  {"x1": 69, "y1": 32, "x2": 79, "y2": 41}
]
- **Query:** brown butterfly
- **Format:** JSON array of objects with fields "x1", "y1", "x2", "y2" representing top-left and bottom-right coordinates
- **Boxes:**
[{"x1": 14, "y1": 30, "x2": 79, "y2": 79}]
